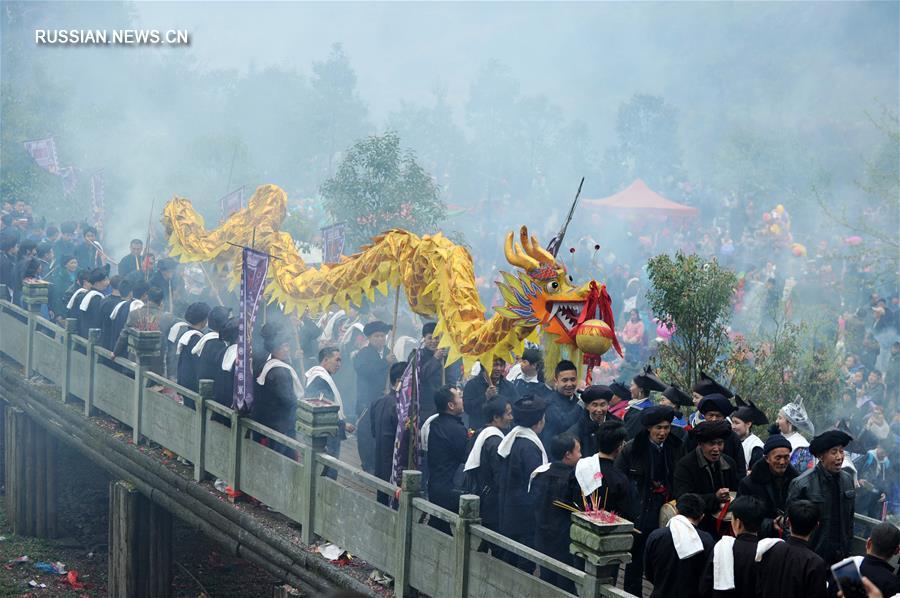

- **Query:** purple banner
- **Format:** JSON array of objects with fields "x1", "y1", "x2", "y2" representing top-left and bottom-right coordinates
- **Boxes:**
[
  {"x1": 389, "y1": 350, "x2": 422, "y2": 495},
  {"x1": 321, "y1": 222, "x2": 345, "y2": 264},
  {"x1": 23, "y1": 137, "x2": 59, "y2": 174},
  {"x1": 233, "y1": 247, "x2": 269, "y2": 411}
]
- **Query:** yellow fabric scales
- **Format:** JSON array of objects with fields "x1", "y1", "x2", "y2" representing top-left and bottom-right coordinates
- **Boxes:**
[{"x1": 163, "y1": 184, "x2": 611, "y2": 371}]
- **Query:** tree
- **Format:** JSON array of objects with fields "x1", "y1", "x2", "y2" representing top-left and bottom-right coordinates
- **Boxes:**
[
  {"x1": 602, "y1": 94, "x2": 686, "y2": 195},
  {"x1": 646, "y1": 252, "x2": 737, "y2": 389},
  {"x1": 319, "y1": 132, "x2": 445, "y2": 249},
  {"x1": 308, "y1": 43, "x2": 371, "y2": 181}
]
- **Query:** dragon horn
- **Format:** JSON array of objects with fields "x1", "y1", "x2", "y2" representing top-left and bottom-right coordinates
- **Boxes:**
[
  {"x1": 505, "y1": 231, "x2": 540, "y2": 270},
  {"x1": 519, "y1": 226, "x2": 557, "y2": 266}
]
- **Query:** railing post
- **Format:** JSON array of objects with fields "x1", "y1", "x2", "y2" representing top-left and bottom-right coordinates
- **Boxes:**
[
  {"x1": 295, "y1": 399, "x2": 339, "y2": 544},
  {"x1": 195, "y1": 380, "x2": 213, "y2": 482},
  {"x1": 454, "y1": 494, "x2": 480, "y2": 598},
  {"x1": 126, "y1": 329, "x2": 161, "y2": 446},
  {"x1": 22, "y1": 281, "x2": 49, "y2": 378},
  {"x1": 85, "y1": 328, "x2": 101, "y2": 417},
  {"x1": 61, "y1": 318, "x2": 77, "y2": 404},
  {"x1": 394, "y1": 470, "x2": 422, "y2": 598},
  {"x1": 229, "y1": 410, "x2": 242, "y2": 498}
]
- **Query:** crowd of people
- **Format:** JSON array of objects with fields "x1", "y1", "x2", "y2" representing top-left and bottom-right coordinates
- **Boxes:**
[{"x1": 2, "y1": 199, "x2": 899, "y2": 598}]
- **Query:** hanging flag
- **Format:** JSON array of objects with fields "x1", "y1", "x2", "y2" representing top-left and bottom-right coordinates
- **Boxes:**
[
  {"x1": 23, "y1": 137, "x2": 59, "y2": 174},
  {"x1": 233, "y1": 247, "x2": 269, "y2": 411},
  {"x1": 90, "y1": 171, "x2": 105, "y2": 239},
  {"x1": 60, "y1": 166, "x2": 79, "y2": 197},
  {"x1": 389, "y1": 350, "x2": 422, "y2": 496},
  {"x1": 219, "y1": 186, "x2": 244, "y2": 221},
  {"x1": 321, "y1": 222, "x2": 345, "y2": 264}
]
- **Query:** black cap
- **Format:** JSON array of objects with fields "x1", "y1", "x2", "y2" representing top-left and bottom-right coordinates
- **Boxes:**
[
  {"x1": 692, "y1": 371, "x2": 734, "y2": 398},
  {"x1": 762, "y1": 434, "x2": 792, "y2": 455},
  {"x1": 689, "y1": 420, "x2": 732, "y2": 442},
  {"x1": 662, "y1": 384, "x2": 693, "y2": 407},
  {"x1": 640, "y1": 405, "x2": 675, "y2": 427},
  {"x1": 809, "y1": 429, "x2": 853, "y2": 456},
  {"x1": 208, "y1": 306, "x2": 231, "y2": 332},
  {"x1": 697, "y1": 394, "x2": 735, "y2": 417},
  {"x1": 610, "y1": 380, "x2": 631, "y2": 400},
  {"x1": 512, "y1": 396, "x2": 547, "y2": 427},
  {"x1": 582, "y1": 385, "x2": 613, "y2": 404},
  {"x1": 732, "y1": 395, "x2": 768, "y2": 426},
  {"x1": 363, "y1": 320, "x2": 392, "y2": 336},
  {"x1": 633, "y1": 366, "x2": 666, "y2": 393},
  {"x1": 88, "y1": 268, "x2": 108, "y2": 284}
]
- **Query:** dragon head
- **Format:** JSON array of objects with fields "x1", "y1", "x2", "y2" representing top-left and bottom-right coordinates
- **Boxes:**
[{"x1": 496, "y1": 226, "x2": 620, "y2": 353}]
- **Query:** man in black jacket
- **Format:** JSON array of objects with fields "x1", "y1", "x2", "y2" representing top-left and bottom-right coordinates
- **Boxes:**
[
  {"x1": 531, "y1": 432, "x2": 582, "y2": 593},
  {"x1": 786, "y1": 429, "x2": 855, "y2": 565},
  {"x1": 622, "y1": 365, "x2": 667, "y2": 439},
  {"x1": 566, "y1": 385, "x2": 618, "y2": 457},
  {"x1": 77, "y1": 268, "x2": 110, "y2": 337},
  {"x1": 509, "y1": 347, "x2": 548, "y2": 399},
  {"x1": 645, "y1": 493, "x2": 714, "y2": 598},
  {"x1": 859, "y1": 522, "x2": 900, "y2": 598},
  {"x1": 427, "y1": 385, "x2": 468, "y2": 533},
  {"x1": 370, "y1": 361, "x2": 409, "y2": 504},
  {"x1": 540, "y1": 359, "x2": 582, "y2": 445},
  {"x1": 615, "y1": 405, "x2": 684, "y2": 596},
  {"x1": 97, "y1": 276, "x2": 123, "y2": 349},
  {"x1": 684, "y1": 394, "x2": 747, "y2": 480},
  {"x1": 117, "y1": 239, "x2": 144, "y2": 279},
  {"x1": 736, "y1": 434, "x2": 798, "y2": 538},
  {"x1": 674, "y1": 420, "x2": 741, "y2": 539},
  {"x1": 699, "y1": 495, "x2": 764, "y2": 598},
  {"x1": 461, "y1": 397, "x2": 512, "y2": 534},
  {"x1": 175, "y1": 302, "x2": 210, "y2": 402},
  {"x1": 418, "y1": 322, "x2": 461, "y2": 420},
  {"x1": 463, "y1": 357, "x2": 518, "y2": 430},
  {"x1": 354, "y1": 320, "x2": 395, "y2": 472},
  {"x1": 756, "y1": 500, "x2": 828, "y2": 598}
]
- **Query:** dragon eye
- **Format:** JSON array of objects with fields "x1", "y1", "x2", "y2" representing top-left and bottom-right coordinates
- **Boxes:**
[
  {"x1": 568, "y1": 275, "x2": 574, "y2": 283},
  {"x1": 548, "y1": 281, "x2": 560, "y2": 292}
]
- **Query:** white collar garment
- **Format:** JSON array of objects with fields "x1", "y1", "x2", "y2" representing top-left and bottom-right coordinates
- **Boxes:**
[
  {"x1": 221, "y1": 344, "x2": 237, "y2": 371},
  {"x1": 79, "y1": 289, "x2": 104, "y2": 311},
  {"x1": 257, "y1": 357, "x2": 304, "y2": 403},
  {"x1": 463, "y1": 427, "x2": 504, "y2": 471},
  {"x1": 419, "y1": 413, "x2": 440, "y2": 452},
  {"x1": 167, "y1": 321, "x2": 189, "y2": 342},
  {"x1": 66, "y1": 288, "x2": 88, "y2": 310},
  {"x1": 304, "y1": 365, "x2": 345, "y2": 420},
  {"x1": 176, "y1": 329, "x2": 203, "y2": 355},
  {"x1": 109, "y1": 299, "x2": 130, "y2": 320},
  {"x1": 191, "y1": 331, "x2": 219, "y2": 356},
  {"x1": 754, "y1": 538, "x2": 783, "y2": 562},
  {"x1": 528, "y1": 462, "x2": 552, "y2": 492},
  {"x1": 712, "y1": 536, "x2": 736, "y2": 590},
  {"x1": 497, "y1": 425, "x2": 548, "y2": 463},
  {"x1": 741, "y1": 433, "x2": 764, "y2": 468},
  {"x1": 128, "y1": 299, "x2": 144, "y2": 313}
]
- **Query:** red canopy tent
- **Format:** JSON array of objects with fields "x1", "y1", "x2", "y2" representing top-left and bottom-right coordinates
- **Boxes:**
[{"x1": 583, "y1": 179, "x2": 698, "y2": 217}]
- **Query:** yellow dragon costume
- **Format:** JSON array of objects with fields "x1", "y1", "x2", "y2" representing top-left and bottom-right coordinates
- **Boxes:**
[{"x1": 163, "y1": 184, "x2": 620, "y2": 375}]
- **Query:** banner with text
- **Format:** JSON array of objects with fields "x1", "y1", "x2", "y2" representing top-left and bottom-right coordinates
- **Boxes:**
[
  {"x1": 23, "y1": 137, "x2": 59, "y2": 174},
  {"x1": 233, "y1": 247, "x2": 269, "y2": 412},
  {"x1": 321, "y1": 222, "x2": 346, "y2": 264}
]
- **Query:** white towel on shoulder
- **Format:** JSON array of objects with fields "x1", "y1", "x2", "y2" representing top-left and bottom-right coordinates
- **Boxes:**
[
  {"x1": 167, "y1": 321, "x2": 188, "y2": 342},
  {"x1": 420, "y1": 413, "x2": 440, "y2": 452},
  {"x1": 176, "y1": 329, "x2": 202, "y2": 355},
  {"x1": 463, "y1": 426, "x2": 504, "y2": 471},
  {"x1": 191, "y1": 331, "x2": 219, "y2": 356},
  {"x1": 754, "y1": 538, "x2": 783, "y2": 562},
  {"x1": 668, "y1": 514, "x2": 705, "y2": 560},
  {"x1": 713, "y1": 536, "x2": 736, "y2": 590},
  {"x1": 528, "y1": 462, "x2": 552, "y2": 492},
  {"x1": 221, "y1": 344, "x2": 237, "y2": 371},
  {"x1": 496, "y1": 426, "x2": 548, "y2": 463}
]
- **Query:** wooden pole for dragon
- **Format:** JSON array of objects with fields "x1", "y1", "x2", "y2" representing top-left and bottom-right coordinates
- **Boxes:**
[{"x1": 387, "y1": 285, "x2": 401, "y2": 392}]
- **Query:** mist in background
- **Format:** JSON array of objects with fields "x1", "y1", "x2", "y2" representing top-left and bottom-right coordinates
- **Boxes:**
[{"x1": 1, "y1": 1, "x2": 898, "y2": 287}]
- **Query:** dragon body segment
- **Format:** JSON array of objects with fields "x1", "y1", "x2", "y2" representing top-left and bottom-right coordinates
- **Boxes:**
[{"x1": 163, "y1": 184, "x2": 619, "y2": 371}]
